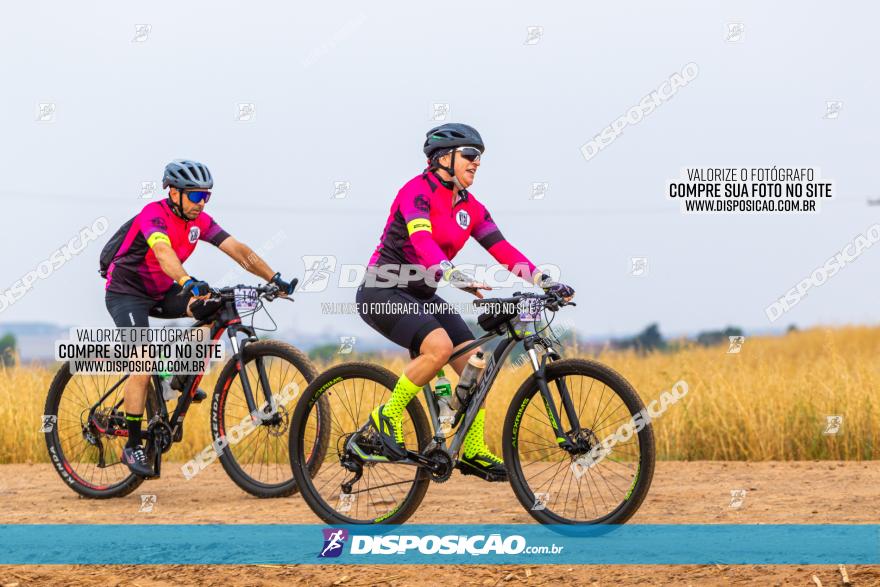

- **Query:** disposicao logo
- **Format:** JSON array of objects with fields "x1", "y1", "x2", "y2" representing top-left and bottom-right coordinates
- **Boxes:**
[{"x1": 319, "y1": 528, "x2": 348, "y2": 558}]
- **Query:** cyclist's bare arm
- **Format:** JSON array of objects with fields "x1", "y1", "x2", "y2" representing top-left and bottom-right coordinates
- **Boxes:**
[
  {"x1": 218, "y1": 236, "x2": 276, "y2": 282},
  {"x1": 151, "y1": 240, "x2": 189, "y2": 283}
]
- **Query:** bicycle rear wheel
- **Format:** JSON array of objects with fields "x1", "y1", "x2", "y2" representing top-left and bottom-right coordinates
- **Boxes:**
[
  {"x1": 289, "y1": 362, "x2": 431, "y2": 525},
  {"x1": 503, "y1": 358, "x2": 655, "y2": 524},
  {"x1": 44, "y1": 363, "x2": 158, "y2": 499}
]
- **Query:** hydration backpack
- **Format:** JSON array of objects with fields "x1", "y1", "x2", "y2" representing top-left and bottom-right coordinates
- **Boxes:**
[{"x1": 98, "y1": 216, "x2": 136, "y2": 278}]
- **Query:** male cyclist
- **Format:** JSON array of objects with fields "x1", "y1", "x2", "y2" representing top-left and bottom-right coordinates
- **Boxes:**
[
  {"x1": 104, "y1": 159, "x2": 296, "y2": 477},
  {"x1": 356, "y1": 124, "x2": 574, "y2": 481}
]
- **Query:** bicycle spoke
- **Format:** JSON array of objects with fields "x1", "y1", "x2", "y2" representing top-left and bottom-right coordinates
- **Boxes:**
[
  {"x1": 295, "y1": 372, "x2": 422, "y2": 524},
  {"x1": 514, "y1": 369, "x2": 648, "y2": 523}
]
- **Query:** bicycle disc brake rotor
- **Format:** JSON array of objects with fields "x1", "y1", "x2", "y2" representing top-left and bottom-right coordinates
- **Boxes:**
[
  {"x1": 347, "y1": 425, "x2": 384, "y2": 458},
  {"x1": 261, "y1": 404, "x2": 289, "y2": 437},
  {"x1": 89, "y1": 408, "x2": 125, "y2": 437},
  {"x1": 572, "y1": 427, "x2": 600, "y2": 452},
  {"x1": 568, "y1": 427, "x2": 607, "y2": 467}
]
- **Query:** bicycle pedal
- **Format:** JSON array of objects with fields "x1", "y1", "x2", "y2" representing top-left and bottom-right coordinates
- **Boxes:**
[{"x1": 455, "y1": 460, "x2": 507, "y2": 483}]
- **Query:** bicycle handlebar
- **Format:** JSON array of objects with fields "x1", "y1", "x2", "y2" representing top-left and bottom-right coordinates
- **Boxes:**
[
  {"x1": 212, "y1": 277, "x2": 299, "y2": 303},
  {"x1": 473, "y1": 290, "x2": 575, "y2": 313}
]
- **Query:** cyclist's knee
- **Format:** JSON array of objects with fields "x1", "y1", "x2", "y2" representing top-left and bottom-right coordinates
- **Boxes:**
[
  {"x1": 125, "y1": 373, "x2": 150, "y2": 388},
  {"x1": 419, "y1": 330, "x2": 453, "y2": 367}
]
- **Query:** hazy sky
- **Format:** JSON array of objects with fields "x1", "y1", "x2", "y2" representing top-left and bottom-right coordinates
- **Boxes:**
[{"x1": 1, "y1": 1, "x2": 877, "y2": 344}]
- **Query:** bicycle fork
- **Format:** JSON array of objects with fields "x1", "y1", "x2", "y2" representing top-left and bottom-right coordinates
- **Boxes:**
[{"x1": 524, "y1": 340, "x2": 581, "y2": 453}]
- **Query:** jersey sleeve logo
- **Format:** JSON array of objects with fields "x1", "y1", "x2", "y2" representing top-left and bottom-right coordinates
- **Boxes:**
[
  {"x1": 188, "y1": 226, "x2": 201, "y2": 243},
  {"x1": 151, "y1": 217, "x2": 168, "y2": 231},
  {"x1": 413, "y1": 194, "x2": 431, "y2": 214},
  {"x1": 146, "y1": 232, "x2": 172, "y2": 248},
  {"x1": 456, "y1": 210, "x2": 471, "y2": 229},
  {"x1": 406, "y1": 218, "x2": 432, "y2": 235}
]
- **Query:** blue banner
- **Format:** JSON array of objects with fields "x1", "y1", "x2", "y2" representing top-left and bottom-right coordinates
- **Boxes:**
[{"x1": 1, "y1": 524, "x2": 878, "y2": 565}]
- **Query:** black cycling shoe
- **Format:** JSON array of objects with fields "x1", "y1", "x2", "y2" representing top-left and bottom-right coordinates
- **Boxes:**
[
  {"x1": 122, "y1": 445, "x2": 154, "y2": 477},
  {"x1": 364, "y1": 405, "x2": 408, "y2": 461},
  {"x1": 455, "y1": 453, "x2": 508, "y2": 482}
]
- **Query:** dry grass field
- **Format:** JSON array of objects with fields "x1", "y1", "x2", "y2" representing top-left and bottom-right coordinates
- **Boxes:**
[{"x1": 1, "y1": 325, "x2": 877, "y2": 464}]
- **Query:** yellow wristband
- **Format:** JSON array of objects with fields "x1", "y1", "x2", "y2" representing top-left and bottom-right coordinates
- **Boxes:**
[{"x1": 177, "y1": 276, "x2": 192, "y2": 287}]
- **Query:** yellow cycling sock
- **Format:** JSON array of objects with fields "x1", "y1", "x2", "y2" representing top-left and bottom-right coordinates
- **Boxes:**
[
  {"x1": 462, "y1": 408, "x2": 501, "y2": 461},
  {"x1": 382, "y1": 372, "x2": 422, "y2": 425}
]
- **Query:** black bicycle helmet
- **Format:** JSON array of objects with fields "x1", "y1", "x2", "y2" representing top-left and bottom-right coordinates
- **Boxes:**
[
  {"x1": 162, "y1": 159, "x2": 214, "y2": 190},
  {"x1": 423, "y1": 123, "x2": 484, "y2": 158},
  {"x1": 162, "y1": 159, "x2": 213, "y2": 220}
]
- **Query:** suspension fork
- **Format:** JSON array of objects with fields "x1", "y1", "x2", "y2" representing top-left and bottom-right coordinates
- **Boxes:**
[
  {"x1": 254, "y1": 355, "x2": 275, "y2": 409},
  {"x1": 229, "y1": 325, "x2": 278, "y2": 418},
  {"x1": 227, "y1": 325, "x2": 260, "y2": 415},
  {"x1": 525, "y1": 340, "x2": 578, "y2": 450}
]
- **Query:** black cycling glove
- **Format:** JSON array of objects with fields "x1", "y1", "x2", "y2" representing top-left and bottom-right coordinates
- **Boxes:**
[
  {"x1": 180, "y1": 276, "x2": 211, "y2": 297},
  {"x1": 536, "y1": 273, "x2": 575, "y2": 298},
  {"x1": 271, "y1": 272, "x2": 295, "y2": 295}
]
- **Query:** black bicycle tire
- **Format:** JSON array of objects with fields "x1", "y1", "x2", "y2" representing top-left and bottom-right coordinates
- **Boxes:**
[
  {"x1": 44, "y1": 363, "x2": 157, "y2": 499},
  {"x1": 211, "y1": 339, "x2": 322, "y2": 498},
  {"x1": 289, "y1": 362, "x2": 432, "y2": 525},
  {"x1": 503, "y1": 358, "x2": 656, "y2": 524}
]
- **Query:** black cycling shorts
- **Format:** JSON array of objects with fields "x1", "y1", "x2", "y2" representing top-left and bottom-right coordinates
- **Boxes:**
[
  {"x1": 105, "y1": 284, "x2": 191, "y2": 327},
  {"x1": 356, "y1": 282, "x2": 474, "y2": 357}
]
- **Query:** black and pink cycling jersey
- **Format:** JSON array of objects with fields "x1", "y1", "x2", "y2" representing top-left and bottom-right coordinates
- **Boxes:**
[
  {"x1": 105, "y1": 199, "x2": 229, "y2": 299},
  {"x1": 368, "y1": 171, "x2": 537, "y2": 296}
]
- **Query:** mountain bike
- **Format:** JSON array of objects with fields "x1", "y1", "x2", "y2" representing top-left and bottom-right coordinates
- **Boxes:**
[
  {"x1": 289, "y1": 290, "x2": 655, "y2": 525},
  {"x1": 45, "y1": 281, "x2": 330, "y2": 499}
]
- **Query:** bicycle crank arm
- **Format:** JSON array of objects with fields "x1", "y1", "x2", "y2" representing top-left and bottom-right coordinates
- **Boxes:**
[{"x1": 403, "y1": 450, "x2": 442, "y2": 468}]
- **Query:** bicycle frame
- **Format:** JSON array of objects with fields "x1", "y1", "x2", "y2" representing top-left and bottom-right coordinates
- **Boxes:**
[
  {"x1": 422, "y1": 318, "x2": 583, "y2": 458},
  {"x1": 85, "y1": 296, "x2": 273, "y2": 451}
]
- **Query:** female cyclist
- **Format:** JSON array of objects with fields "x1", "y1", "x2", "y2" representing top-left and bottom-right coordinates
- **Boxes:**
[{"x1": 355, "y1": 123, "x2": 574, "y2": 481}]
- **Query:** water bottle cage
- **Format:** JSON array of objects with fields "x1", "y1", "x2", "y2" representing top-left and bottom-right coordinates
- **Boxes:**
[{"x1": 450, "y1": 385, "x2": 475, "y2": 427}]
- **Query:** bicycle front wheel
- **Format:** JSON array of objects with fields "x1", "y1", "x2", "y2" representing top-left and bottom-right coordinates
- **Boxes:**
[
  {"x1": 212, "y1": 340, "x2": 320, "y2": 498},
  {"x1": 503, "y1": 358, "x2": 655, "y2": 524}
]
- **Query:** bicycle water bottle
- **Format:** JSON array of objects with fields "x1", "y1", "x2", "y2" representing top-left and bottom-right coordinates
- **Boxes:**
[
  {"x1": 451, "y1": 352, "x2": 487, "y2": 410},
  {"x1": 434, "y1": 369, "x2": 455, "y2": 434}
]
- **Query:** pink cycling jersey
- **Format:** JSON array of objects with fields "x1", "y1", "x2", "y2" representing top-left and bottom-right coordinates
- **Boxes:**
[
  {"x1": 368, "y1": 171, "x2": 537, "y2": 295},
  {"x1": 105, "y1": 199, "x2": 230, "y2": 299}
]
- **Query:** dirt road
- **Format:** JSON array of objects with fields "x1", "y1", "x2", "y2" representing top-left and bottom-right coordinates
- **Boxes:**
[{"x1": 1, "y1": 461, "x2": 878, "y2": 585}]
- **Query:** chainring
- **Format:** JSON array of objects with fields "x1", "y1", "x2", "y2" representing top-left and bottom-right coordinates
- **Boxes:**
[
  {"x1": 147, "y1": 419, "x2": 174, "y2": 454},
  {"x1": 424, "y1": 448, "x2": 454, "y2": 483}
]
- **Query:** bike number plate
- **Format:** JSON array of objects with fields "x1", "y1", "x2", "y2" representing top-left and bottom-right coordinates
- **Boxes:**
[
  {"x1": 234, "y1": 287, "x2": 258, "y2": 313},
  {"x1": 518, "y1": 299, "x2": 541, "y2": 322}
]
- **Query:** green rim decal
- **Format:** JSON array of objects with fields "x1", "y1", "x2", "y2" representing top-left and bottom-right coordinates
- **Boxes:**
[
  {"x1": 310, "y1": 376, "x2": 343, "y2": 407},
  {"x1": 624, "y1": 463, "x2": 641, "y2": 500}
]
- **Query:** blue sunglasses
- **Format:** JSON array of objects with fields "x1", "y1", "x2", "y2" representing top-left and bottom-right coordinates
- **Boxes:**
[{"x1": 184, "y1": 190, "x2": 212, "y2": 204}]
